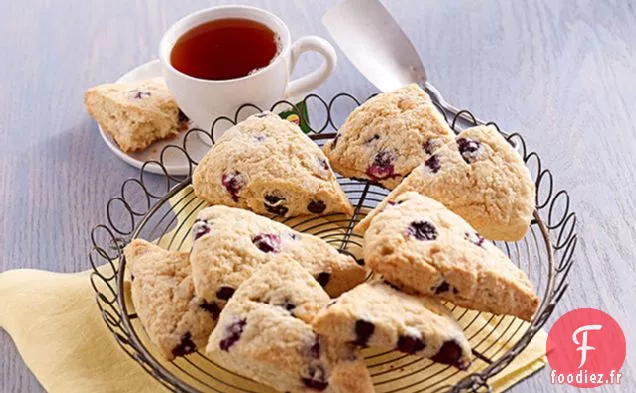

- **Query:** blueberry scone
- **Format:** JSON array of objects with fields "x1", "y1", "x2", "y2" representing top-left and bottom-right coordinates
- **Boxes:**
[
  {"x1": 207, "y1": 256, "x2": 374, "y2": 393},
  {"x1": 85, "y1": 78, "x2": 189, "y2": 152},
  {"x1": 124, "y1": 239, "x2": 217, "y2": 360},
  {"x1": 323, "y1": 84, "x2": 453, "y2": 189},
  {"x1": 192, "y1": 112, "x2": 353, "y2": 218},
  {"x1": 362, "y1": 192, "x2": 539, "y2": 321},
  {"x1": 190, "y1": 206, "x2": 366, "y2": 306},
  {"x1": 355, "y1": 125, "x2": 535, "y2": 241},
  {"x1": 313, "y1": 281, "x2": 471, "y2": 370}
]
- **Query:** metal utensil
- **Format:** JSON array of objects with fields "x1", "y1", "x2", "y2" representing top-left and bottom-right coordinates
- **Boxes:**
[{"x1": 322, "y1": 0, "x2": 489, "y2": 127}]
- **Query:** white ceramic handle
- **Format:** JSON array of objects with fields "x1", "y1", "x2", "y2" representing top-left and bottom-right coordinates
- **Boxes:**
[{"x1": 285, "y1": 36, "x2": 337, "y2": 99}]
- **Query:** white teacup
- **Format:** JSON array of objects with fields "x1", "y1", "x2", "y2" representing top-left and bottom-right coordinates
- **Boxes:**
[{"x1": 159, "y1": 5, "x2": 337, "y2": 132}]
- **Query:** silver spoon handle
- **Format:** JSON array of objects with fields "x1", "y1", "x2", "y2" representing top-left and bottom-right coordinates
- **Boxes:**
[
  {"x1": 423, "y1": 82, "x2": 486, "y2": 125},
  {"x1": 424, "y1": 82, "x2": 516, "y2": 148}
]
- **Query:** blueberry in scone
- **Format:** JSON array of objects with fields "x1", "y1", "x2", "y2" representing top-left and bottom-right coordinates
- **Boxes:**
[
  {"x1": 362, "y1": 192, "x2": 539, "y2": 321},
  {"x1": 355, "y1": 125, "x2": 535, "y2": 241},
  {"x1": 84, "y1": 78, "x2": 189, "y2": 152},
  {"x1": 192, "y1": 112, "x2": 353, "y2": 218},
  {"x1": 123, "y1": 239, "x2": 217, "y2": 360},
  {"x1": 312, "y1": 281, "x2": 472, "y2": 370},
  {"x1": 206, "y1": 256, "x2": 374, "y2": 393},
  {"x1": 190, "y1": 206, "x2": 366, "y2": 306},
  {"x1": 323, "y1": 84, "x2": 454, "y2": 189}
]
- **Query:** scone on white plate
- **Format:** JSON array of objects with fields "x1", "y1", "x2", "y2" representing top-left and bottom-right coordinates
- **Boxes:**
[
  {"x1": 323, "y1": 84, "x2": 454, "y2": 189},
  {"x1": 190, "y1": 205, "x2": 366, "y2": 306},
  {"x1": 192, "y1": 112, "x2": 353, "y2": 218},
  {"x1": 85, "y1": 78, "x2": 189, "y2": 152},
  {"x1": 313, "y1": 281, "x2": 472, "y2": 370},
  {"x1": 207, "y1": 256, "x2": 374, "y2": 393},
  {"x1": 356, "y1": 125, "x2": 535, "y2": 241},
  {"x1": 362, "y1": 192, "x2": 539, "y2": 321},
  {"x1": 123, "y1": 239, "x2": 217, "y2": 360}
]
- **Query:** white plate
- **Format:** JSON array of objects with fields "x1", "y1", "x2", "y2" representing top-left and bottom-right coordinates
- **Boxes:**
[{"x1": 98, "y1": 60, "x2": 212, "y2": 176}]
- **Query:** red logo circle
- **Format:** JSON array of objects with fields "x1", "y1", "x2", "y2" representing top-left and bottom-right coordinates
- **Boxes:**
[{"x1": 546, "y1": 308, "x2": 626, "y2": 388}]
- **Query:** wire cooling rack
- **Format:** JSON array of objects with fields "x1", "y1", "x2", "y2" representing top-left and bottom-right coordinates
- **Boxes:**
[{"x1": 89, "y1": 91, "x2": 576, "y2": 393}]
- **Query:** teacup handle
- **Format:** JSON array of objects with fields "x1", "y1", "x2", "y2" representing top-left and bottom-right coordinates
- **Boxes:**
[{"x1": 285, "y1": 36, "x2": 337, "y2": 99}]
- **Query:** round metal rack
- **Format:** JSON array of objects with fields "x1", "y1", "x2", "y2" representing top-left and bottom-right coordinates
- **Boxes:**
[{"x1": 89, "y1": 92, "x2": 576, "y2": 392}]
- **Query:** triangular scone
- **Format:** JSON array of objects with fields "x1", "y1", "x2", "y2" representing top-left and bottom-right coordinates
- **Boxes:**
[
  {"x1": 192, "y1": 112, "x2": 353, "y2": 218},
  {"x1": 190, "y1": 206, "x2": 366, "y2": 306},
  {"x1": 323, "y1": 84, "x2": 454, "y2": 189},
  {"x1": 124, "y1": 239, "x2": 218, "y2": 360},
  {"x1": 84, "y1": 78, "x2": 188, "y2": 152},
  {"x1": 313, "y1": 281, "x2": 472, "y2": 370},
  {"x1": 362, "y1": 192, "x2": 539, "y2": 321},
  {"x1": 207, "y1": 256, "x2": 374, "y2": 393},
  {"x1": 356, "y1": 125, "x2": 535, "y2": 241}
]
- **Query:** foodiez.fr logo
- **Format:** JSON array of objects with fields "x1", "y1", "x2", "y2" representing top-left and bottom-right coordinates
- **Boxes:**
[{"x1": 547, "y1": 308, "x2": 626, "y2": 388}]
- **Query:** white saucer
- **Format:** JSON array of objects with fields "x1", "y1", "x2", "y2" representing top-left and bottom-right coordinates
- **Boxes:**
[{"x1": 98, "y1": 59, "x2": 212, "y2": 176}]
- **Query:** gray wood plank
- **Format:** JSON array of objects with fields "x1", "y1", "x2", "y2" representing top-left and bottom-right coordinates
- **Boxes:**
[{"x1": 1, "y1": 0, "x2": 634, "y2": 392}]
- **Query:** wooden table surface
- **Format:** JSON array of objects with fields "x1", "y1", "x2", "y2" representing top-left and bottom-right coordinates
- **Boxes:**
[{"x1": 1, "y1": 0, "x2": 634, "y2": 392}]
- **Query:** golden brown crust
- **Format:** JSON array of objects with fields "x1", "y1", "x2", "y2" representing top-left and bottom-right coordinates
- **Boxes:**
[
  {"x1": 313, "y1": 281, "x2": 472, "y2": 369},
  {"x1": 362, "y1": 192, "x2": 539, "y2": 321},
  {"x1": 192, "y1": 112, "x2": 353, "y2": 218},
  {"x1": 323, "y1": 84, "x2": 453, "y2": 189},
  {"x1": 190, "y1": 206, "x2": 366, "y2": 305},
  {"x1": 206, "y1": 257, "x2": 374, "y2": 393},
  {"x1": 124, "y1": 239, "x2": 217, "y2": 360},
  {"x1": 356, "y1": 125, "x2": 535, "y2": 241},
  {"x1": 84, "y1": 78, "x2": 186, "y2": 152}
]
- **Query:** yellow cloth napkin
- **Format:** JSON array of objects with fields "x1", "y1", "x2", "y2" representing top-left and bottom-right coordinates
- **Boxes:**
[
  {"x1": 0, "y1": 185, "x2": 548, "y2": 392},
  {"x1": 0, "y1": 267, "x2": 159, "y2": 392}
]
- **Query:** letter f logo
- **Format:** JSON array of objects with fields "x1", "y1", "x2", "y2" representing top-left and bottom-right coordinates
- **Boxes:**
[{"x1": 572, "y1": 324, "x2": 602, "y2": 368}]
